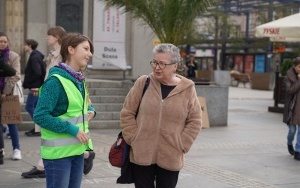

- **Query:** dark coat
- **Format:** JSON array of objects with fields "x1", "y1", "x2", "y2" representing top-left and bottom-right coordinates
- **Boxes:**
[
  {"x1": 23, "y1": 50, "x2": 45, "y2": 89},
  {"x1": 186, "y1": 60, "x2": 198, "y2": 78},
  {"x1": 0, "y1": 51, "x2": 16, "y2": 77},
  {"x1": 283, "y1": 67, "x2": 300, "y2": 124}
]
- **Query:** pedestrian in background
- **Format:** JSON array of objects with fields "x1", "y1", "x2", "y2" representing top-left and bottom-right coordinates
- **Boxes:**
[
  {"x1": 23, "y1": 39, "x2": 45, "y2": 137},
  {"x1": 120, "y1": 43, "x2": 202, "y2": 187},
  {"x1": 0, "y1": 37, "x2": 16, "y2": 164},
  {"x1": 44, "y1": 26, "x2": 67, "y2": 79},
  {"x1": 0, "y1": 32, "x2": 22, "y2": 161},
  {"x1": 33, "y1": 33, "x2": 95, "y2": 188},
  {"x1": 22, "y1": 26, "x2": 67, "y2": 178},
  {"x1": 186, "y1": 54, "x2": 198, "y2": 78},
  {"x1": 283, "y1": 57, "x2": 300, "y2": 160}
]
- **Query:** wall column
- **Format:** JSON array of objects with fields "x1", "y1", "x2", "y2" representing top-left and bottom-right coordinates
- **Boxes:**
[{"x1": 6, "y1": 0, "x2": 25, "y2": 56}]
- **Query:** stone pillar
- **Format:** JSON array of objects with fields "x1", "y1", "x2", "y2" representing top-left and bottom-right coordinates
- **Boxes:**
[
  {"x1": 27, "y1": 0, "x2": 48, "y2": 57},
  {"x1": 5, "y1": 0, "x2": 25, "y2": 56},
  {"x1": 0, "y1": 1, "x2": 5, "y2": 30},
  {"x1": 195, "y1": 85, "x2": 228, "y2": 127}
]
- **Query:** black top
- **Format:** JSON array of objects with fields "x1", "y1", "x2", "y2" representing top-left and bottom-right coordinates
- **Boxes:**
[
  {"x1": 0, "y1": 51, "x2": 16, "y2": 77},
  {"x1": 23, "y1": 50, "x2": 46, "y2": 89},
  {"x1": 161, "y1": 83, "x2": 176, "y2": 99},
  {"x1": 0, "y1": 63, "x2": 16, "y2": 77}
]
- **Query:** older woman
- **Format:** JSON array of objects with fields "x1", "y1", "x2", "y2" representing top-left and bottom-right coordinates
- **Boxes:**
[{"x1": 120, "y1": 43, "x2": 202, "y2": 188}]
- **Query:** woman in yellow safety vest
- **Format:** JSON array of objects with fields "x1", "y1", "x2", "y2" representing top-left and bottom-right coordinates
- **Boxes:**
[{"x1": 33, "y1": 33, "x2": 95, "y2": 188}]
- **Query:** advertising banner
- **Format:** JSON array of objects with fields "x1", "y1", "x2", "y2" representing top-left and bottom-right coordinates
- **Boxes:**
[{"x1": 92, "y1": 1, "x2": 127, "y2": 69}]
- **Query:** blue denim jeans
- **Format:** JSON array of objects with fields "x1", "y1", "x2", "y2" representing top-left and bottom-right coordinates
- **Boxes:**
[
  {"x1": 25, "y1": 92, "x2": 38, "y2": 119},
  {"x1": 8, "y1": 124, "x2": 20, "y2": 150},
  {"x1": 43, "y1": 154, "x2": 84, "y2": 188},
  {"x1": 287, "y1": 125, "x2": 300, "y2": 152}
]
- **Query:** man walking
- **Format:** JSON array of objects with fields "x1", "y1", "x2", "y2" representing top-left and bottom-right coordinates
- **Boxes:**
[{"x1": 23, "y1": 39, "x2": 45, "y2": 137}]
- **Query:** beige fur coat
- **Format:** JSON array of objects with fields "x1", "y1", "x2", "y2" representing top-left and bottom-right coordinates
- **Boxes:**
[{"x1": 120, "y1": 73, "x2": 202, "y2": 171}]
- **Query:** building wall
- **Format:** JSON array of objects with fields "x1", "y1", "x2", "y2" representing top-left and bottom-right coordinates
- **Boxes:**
[
  {"x1": 26, "y1": 0, "x2": 92, "y2": 57},
  {"x1": 26, "y1": 0, "x2": 48, "y2": 56},
  {"x1": 130, "y1": 21, "x2": 154, "y2": 78},
  {"x1": 5, "y1": 0, "x2": 25, "y2": 56},
  {"x1": 0, "y1": 1, "x2": 5, "y2": 31},
  {"x1": 24, "y1": 0, "x2": 154, "y2": 79}
]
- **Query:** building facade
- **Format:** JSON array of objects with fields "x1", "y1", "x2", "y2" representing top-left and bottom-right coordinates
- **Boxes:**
[{"x1": 0, "y1": 0, "x2": 156, "y2": 79}]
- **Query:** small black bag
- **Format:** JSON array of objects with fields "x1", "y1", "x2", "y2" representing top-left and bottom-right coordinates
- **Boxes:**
[
  {"x1": 116, "y1": 142, "x2": 133, "y2": 184},
  {"x1": 112, "y1": 76, "x2": 150, "y2": 184}
]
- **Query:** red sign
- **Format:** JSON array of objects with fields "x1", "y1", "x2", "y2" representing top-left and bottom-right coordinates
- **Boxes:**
[
  {"x1": 244, "y1": 55, "x2": 254, "y2": 73},
  {"x1": 263, "y1": 28, "x2": 280, "y2": 35}
]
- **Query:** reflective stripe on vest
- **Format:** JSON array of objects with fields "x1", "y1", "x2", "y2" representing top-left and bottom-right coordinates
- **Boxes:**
[
  {"x1": 42, "y1": 132, "x2": 90, "y2": 147},
  {"x1": 64, "y1": 114, "x2": 88, "y2": 125},
  {"x1": 41, "y1": 114, "x2": 88, "y2": 147}
]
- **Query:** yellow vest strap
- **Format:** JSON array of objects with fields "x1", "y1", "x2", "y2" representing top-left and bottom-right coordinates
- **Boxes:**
[{"x1": 41, "y1": 132, "x2": 90, "y2": 147}]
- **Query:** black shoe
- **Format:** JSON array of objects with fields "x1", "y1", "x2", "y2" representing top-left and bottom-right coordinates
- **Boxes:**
[
  {"x1": 288, "y1": 144, "x2": 295, "y2": 155},
  {"x1": 21, "y1": 166, "x2": 46, "y2": 178},
  {"x1": 25, "y1": 130, "x2": 41, "y2": 137},
  {"x1": 83, "y1": 151, "x2": 95, "y2": 175},
  {"x1": 294, "y1": 152, "x2": 300, "y2": 161},
  {"x1": 25, "y1": 129, "x2": 35, "y2": 136},
  {"x1": 0, "y1": 150, "x2": 3, "y2": 165}
]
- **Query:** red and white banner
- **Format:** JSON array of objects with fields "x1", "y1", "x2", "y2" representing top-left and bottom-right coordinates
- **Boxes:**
[{"x1": 92, "y1": 1, "x2": 127, "y2": 69}]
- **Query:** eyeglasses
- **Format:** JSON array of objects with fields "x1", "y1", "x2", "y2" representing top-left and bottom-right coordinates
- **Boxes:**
[{"x1": 149, "y1": 60, "x2": 176, "y2": 69}]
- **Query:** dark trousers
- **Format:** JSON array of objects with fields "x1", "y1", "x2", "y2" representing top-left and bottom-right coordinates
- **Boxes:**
[
  {"x1": 0, "y1": 104, "x2": 3, "y2": 149},
  {"x1": 0, "y1": 125, "x2": 3, "y2": 149},
  {"x1": 132, "y1": 163, "x2": 179, "y2": 188}
]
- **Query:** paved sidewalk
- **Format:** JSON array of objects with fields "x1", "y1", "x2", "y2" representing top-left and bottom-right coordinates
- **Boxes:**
[{"x1": 1, "y1": 86, "x2": 299, "y2": 188}]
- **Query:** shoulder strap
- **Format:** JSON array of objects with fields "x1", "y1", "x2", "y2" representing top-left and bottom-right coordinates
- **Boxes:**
[
  {"x1": 141, "y1": 76, "x2": 150, "y2": 97},
  {"x1": 136, "y1": 76, "x2": 150, "y2": 117}
]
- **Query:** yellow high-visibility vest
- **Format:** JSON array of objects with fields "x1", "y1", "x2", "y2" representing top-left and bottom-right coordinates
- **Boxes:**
[{"x1": 40, "y1": 74, "x2": 93, "y2": 159}]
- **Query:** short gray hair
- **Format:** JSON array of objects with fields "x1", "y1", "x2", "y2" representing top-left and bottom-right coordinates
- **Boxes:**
[{"x1": 153, "y1": 43, "x2": 181, "y2": 63}]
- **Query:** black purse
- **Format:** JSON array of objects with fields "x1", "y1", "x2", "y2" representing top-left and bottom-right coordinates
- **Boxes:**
[{"x1": 114, "y1": 76, "x2": 150, "y2": 184}]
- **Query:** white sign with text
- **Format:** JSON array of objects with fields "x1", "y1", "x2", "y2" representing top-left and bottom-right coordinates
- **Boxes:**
[{"x1": 92, "y1": 1, "x2": 127, "y2": 69}]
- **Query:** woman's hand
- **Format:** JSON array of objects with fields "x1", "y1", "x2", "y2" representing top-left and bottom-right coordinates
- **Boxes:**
[
  {"x1": 31, "y1": 88, "x2": 39, "y2": 96},
  {"x1": 87, "y1": 111, "x2": 95, "y2": 122},
  {"x1": 76, "y1": 130, "x2": 90, "y2": 144}
]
